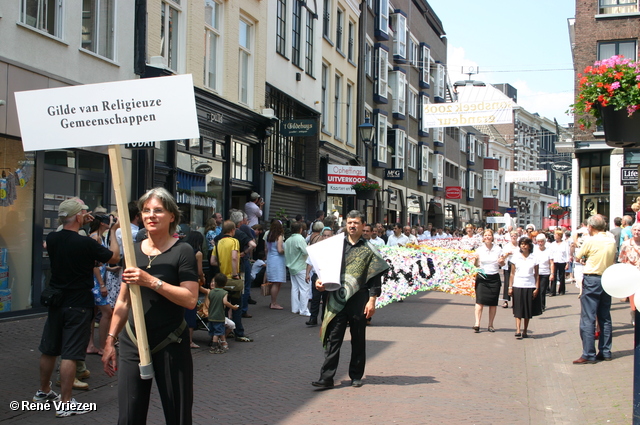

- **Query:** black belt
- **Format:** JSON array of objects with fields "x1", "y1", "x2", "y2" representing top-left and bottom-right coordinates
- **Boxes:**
[{"x1": 584, "y1": 273, "x2": 601, "y2": 276}]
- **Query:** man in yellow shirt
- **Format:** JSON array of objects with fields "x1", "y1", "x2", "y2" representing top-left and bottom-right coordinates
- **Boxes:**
[{"x1": 573, "y1": 214, "x2": 616, "y2": 364}]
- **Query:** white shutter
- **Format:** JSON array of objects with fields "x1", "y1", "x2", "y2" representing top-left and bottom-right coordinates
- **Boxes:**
[
  {"x1": 421, "y1": 95, "x2": 430, "y2": 132},
  {"x1": 394, "y1": 129, "x2": 405, "y2": 171},
  {"x1": 398, "y1": 72, "x2": 406, "y2": 115},
  {"x1": 421, "y1": 145, "x2": 429, "y2": 182},
  {"x1": 436, "y1": 154, "x2": 444, "y2": 187},
  {"x1": 469, "y1": 172, "x2": 475, "y2": 198},
  {"x1": 379, "y1": 0, "x2": 389, "y2": 36},
  {"x1": 435, "y1": 63, "x2": 445, "y2": 98},
  {"x1": 376, "y1": 114, "x2": 388, "y2": 163},
  {"x1": 378, "y1": 48, "x2": 388, "y2": 97},
  {"x1": 394, "y1": 14, "x2": 406, "y2": 59},
  {"x1": 421, "y1": 45, "x2": 430, "y2": 84}
]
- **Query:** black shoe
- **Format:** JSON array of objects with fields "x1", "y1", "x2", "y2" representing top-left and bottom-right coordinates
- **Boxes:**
[
  {"x1": 305, "y1": 318, "x2": 318, "y2": 326},
  {"x1": 248, "y1": 298, "x2": 257, "y2": 305},
  {"x1": 311, "y1": 379, "x2": 334, "y2": 389},
  {"x1": 596, "y1": 353, "x2": 612, "y2": 361},
  {"x1": 351, "y1": 379, "x2": 363, "y2": 387}
]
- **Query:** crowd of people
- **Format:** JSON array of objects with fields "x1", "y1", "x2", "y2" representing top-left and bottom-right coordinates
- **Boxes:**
[{"x1": 32, "y1": 186, "x2": 639, "y2": 420}]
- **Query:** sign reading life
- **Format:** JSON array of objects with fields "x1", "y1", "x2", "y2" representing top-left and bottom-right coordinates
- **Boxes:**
[{"x1": 15, "y1": 74, "x2": 199, "y2": 151}]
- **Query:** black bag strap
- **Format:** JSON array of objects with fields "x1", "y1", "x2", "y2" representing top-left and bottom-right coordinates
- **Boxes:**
[{"x1": 125, "y1": 319, "x2": 187, "y2": 355}]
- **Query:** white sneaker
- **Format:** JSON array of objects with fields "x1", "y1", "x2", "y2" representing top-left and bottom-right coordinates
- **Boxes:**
[
  {"x1": 55, "y1": 398, "x2": 91, "y2": 418},
  {"x1": 33, "y1": 381, "x2": 60, "y2": 403}
]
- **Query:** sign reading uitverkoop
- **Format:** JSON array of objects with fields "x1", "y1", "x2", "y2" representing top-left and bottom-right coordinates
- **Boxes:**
[
  {"x1": 14, "y1": 74, "x2": 200, "y2": 151},
  {"x1": 327, "y1": 165, "x2": 365, "y2": 195}
]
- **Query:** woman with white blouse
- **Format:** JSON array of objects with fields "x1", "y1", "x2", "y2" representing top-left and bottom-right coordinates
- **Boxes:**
[
  {"x1": 472, "y1": 229, "x2": 505, "y2": 333},
  {"x1": 508, "y1": 237, "x2": 542, "y2": 339}
]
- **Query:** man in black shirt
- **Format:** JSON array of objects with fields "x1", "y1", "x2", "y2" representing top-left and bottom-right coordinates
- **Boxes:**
[{"x1": 34, "y1": 199, "x2": 120, "y2": 418}]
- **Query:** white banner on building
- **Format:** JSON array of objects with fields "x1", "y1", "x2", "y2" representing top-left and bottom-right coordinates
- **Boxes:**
[
  {"x1": 15, "y1": 74, "x2": 200, "y2": 151},
  {"x1": 422, "y1": 100, "x2": 513, "y2": 128},
  {"x1": 505, "y1": 170, "x2": 548, "y2": 183},
  {"x1": 327, "y1": 165, "x2": 365, "y2": 195}
]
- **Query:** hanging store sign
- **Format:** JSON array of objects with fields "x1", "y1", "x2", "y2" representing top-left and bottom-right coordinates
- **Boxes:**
[
  {"x1": 326, "y1": 164, "x2": 366, "y2": 195},
  {"x1": 551, "y1": 161, "x2": 572, "y2": 174},
  {"x1": 445, "y1": 186, "x2": 462, "y2": 199},
  {"x1": 422, "y1": 100, "x2": 513, "y2": 128},
  {"x1": 280, "y1": 119, "x2": 317, "y2": 137},
  {"x1": 384, "y1": 168, "x2": 404, "y2": 180},
  {"x1": 621, "y1": 167, "x2": 638, "y2": 186},
  {"x1": 505, "y1": 170, "x2": 548, "y2": 183},
  {"x1": 15, "y1": 74, "x2": 200, "y2": 151}
]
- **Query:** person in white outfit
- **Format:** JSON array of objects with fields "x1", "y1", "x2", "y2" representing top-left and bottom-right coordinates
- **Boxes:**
[{"x1": 284, "y1": 222, "x2": 310, "y2": 316}]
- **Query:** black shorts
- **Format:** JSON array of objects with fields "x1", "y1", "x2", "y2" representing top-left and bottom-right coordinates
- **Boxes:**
[{"x1": 39, "y1": 306, "x2": 93, "y2": 360}]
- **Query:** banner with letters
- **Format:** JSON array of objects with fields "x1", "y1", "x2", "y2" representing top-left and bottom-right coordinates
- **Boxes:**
[
  {"x1": 422, "y1": 100, "x2": 513, "y2": 129},
  {"x1": 327, "y1": 165, "x2": 365, "y2": 195}
]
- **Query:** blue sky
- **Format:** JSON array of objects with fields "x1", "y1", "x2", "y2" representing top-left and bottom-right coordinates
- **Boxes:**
[{"x1": 426, "y1": 0, "x2": 576, "y2": 126}]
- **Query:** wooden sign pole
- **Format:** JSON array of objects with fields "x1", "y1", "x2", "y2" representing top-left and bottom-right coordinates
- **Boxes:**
[{"x1": 108, "y1": 144, "x2": 154, "y2": 379}]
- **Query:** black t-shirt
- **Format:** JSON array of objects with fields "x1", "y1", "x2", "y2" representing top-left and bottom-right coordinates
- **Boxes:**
[
  {"x1": 128, "y1": 240, "x2": 199, "y2": 347},
  {"x1": 46, "y1": 229, "x2": 114, "y2": 308}
]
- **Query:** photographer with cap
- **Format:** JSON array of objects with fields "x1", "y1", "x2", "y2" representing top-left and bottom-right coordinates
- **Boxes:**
[
  {"x1": 34, "y1": 198, "x2": 120, "y2": 418},
  {"x1": 244, "y1": 192, "x2": 264, "y2": 227}
]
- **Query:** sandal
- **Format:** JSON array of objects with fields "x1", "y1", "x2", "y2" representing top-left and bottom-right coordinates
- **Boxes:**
[
  {"x1": 220, "y1": 341, "x2": 229, "y2": 350},
  {"x1": 522, "y1": 332, "x2": 529, "y2": 338},
  {"x1": 209, "y1": 347, "x2": 225, "y2": 354},
  {"x1": 515, "y1": 333, "x2": 522, "y2": 339},
  {"x1": 502, "y1": 302, "x2": 508, "y2": 309},
  {"x1": 235, "y1": 336, "x2": 253, "y2": 342},
  {"x1": 190, "y1": 343, "x2": 200, "y2": 349},
  {"x1": 488, "y1": 326, "x2": 495, "y2": 332},
  {"x1": 473, "y1": 326, "x2": 480, "y2": 333}
]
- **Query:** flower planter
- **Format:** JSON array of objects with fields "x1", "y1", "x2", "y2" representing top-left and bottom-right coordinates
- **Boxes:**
[
  {"x1": 355, "y1": 189, "x2": 376, "y2": 200},
  {"x1": 598, "y1": 105, "x2": 640, "y2": 148}
]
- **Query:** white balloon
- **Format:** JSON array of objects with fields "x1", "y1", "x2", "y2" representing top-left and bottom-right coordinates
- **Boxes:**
[{"x1": 602, "y1": 263, "x2": 640, "y2": 298}]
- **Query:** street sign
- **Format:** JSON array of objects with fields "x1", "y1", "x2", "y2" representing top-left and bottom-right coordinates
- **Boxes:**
[{"x1": 506, "y1": 208, "x2": 517, "y2": 214}]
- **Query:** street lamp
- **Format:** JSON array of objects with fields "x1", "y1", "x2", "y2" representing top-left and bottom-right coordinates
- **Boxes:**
[
  {"x1": 358, "y1": 117, "x2": 375, "y2": 177},
  {"x1": 491, "y1": 186, "x2": 499, "y2": 198}
]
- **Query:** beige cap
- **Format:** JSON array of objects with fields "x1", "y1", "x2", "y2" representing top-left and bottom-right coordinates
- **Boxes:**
[{"x1": 58, "y1": 199, "x2": 89, "y2": 217}]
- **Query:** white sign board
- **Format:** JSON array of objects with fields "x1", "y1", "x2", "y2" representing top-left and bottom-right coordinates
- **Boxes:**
[
  {"x1": 327, "y1": 165, "x2": 365, "y2": 195},
  {"x1": 15, "y1": 74, "x2": 200, "y2": 151},
  {"x1": 505, "y1": 170, "x2": 548, "y2": 183},
  {"x1": 422, "y1": 100, "x2": 513, "y2": 129},
  {"x1": 486, "y1": 217, "x2": 509, "y2": 223}
]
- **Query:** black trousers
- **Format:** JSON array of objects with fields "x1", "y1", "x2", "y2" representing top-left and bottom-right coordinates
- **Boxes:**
[
  {"x1": 551, "y1": 263, "x2": 566, "y2": 295},
  {"x1": 319, "y1": 289, "x2": 370, "y2": 382},
  {"x1": 539, "y1": 275, "x2": 549, "y2": 310},
  {"x1": 309, "y1": 274, "x2": 328, "y2": 321},
  {"x1": 502, "y1": 264, "x2": 512, "y2": 302},
  {"x1": 118, "y1": 328, "x2": 193, "y2": 425}
]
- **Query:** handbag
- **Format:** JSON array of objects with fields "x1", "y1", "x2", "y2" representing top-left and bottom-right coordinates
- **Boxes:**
[
  {"x1": 224, "y1": 278, "x2": 244, "y2": 294},
  {"x1": 40, "y1": 286, "x2": 63, "y2": 308},
  {"x1": 261, "y1": 282, "x2": 272, "y2": 297}
]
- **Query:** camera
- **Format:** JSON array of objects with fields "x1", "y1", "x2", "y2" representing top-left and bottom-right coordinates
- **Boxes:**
[{"x1": 95, "y1": 215, "x2": 111, "y2": 225}]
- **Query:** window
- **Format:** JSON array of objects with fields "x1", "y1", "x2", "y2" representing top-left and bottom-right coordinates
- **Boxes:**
[
  {"x1": 239, "y1": 18, "x2": 254, "y2": 105},
  {"x1": 365, "y1": 39, "x2": 373, "y2": 76},
  {"x1": 347, "y1": 21, "x2": 355, "y2": 61},
  {"x1": 391, "y1": 13, "x2": 406, "y2": 60},
  {"x1": 346, "y1": 84, "x2": 353, "y2": 145},
  {"x1": 598, "y1": 40, "x2": 637, "y2": 61},
  {"x1": 432, "y1": 154, "x2": 444, "y2": 187},
  {"x1": 434, "y1": 63, "x2": 445, "y2": 99},
  {"x1": 408, "y1": 138, "x2": 418, "y2": 169},
  {"x1": 421, "y1": 45, "x2": 431, "y2": 86},
  {"x1": 376, "y1": 47, "x2": 389, "y2": 99},
  {"x1": 432, "y1": 127, "x2": 443, "y2": 144},
  {"x1": 376, "y1": 113, "x2": 388, "y2": 163},
  {"x1": 421, "y1": 95, "x2": 430, "y2": 133},
  {"x1": 460, "y1": 130, "x2": 466, "y2": 152},
  {"x1": 292, "y1": 1, "x2": 302, "y2": 66},
  {"x1": 323, "y1": 0, "x2": 331, "y2": 39},
  {"x1": 420, "y1": 145, "x2": 429, "y2": 183},
  {"x1": 391, "y1": 71, "x2": 406, "y2": 116},
  {"x1": 161, "y1": 1, "x2": 181, "y2": 72},
  {"x1": 484, "y1": 170, "x2": 498, "y2": 193},
  {"x1": 276, "y1": 0, "x2": 287, "y2": 56},
  {"x1": 378, "y1": 0, "x2": 389, "y2": 37},
  {"x1": 409, "y1": 34, "x2": 419, "y2": 67},
  {"x1": 468, "y1": 171, "x2": 475, "y2": 198},
  {"x1": 232, "y1": 142, "x2": 253, "y2": 182},
  {"x1": 334, "y1": 74, "x2": 342, "y2": 138},
  {"x1": 204, "y1": 0, "x2": 221, "y2": 91},
  {"x1": 336, "y1": 8, "x2": 343, "y2": 51},
  {"x1": 82, "y1": 0, "x2": 115, "y2": 60},
  {"x1": 21, "y1": 0, "x2": 63, "y2": 37},
  {"x1": 393, "y1": 129, "x2": 406, "y2": 171},
  {"x1": 460, "y1": 169, "x2": 467, "y2": 189},
  {"x1": 408, "y1": 87, "x2": 418, "y2": 118},
  {"x1": 321, "y1": 64, "x2": 329, "y2": 130},
  {"x1": 469, "y1": 135, "x2": 476, "y2": 156},
  {"x1": 599, "y1": 0, "x2": 638, "y2": 14},
  {"x1": 305, "y1": 12, "x2": 314, "y2": 75}
]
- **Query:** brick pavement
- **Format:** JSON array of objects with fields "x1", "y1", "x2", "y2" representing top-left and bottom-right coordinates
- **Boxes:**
[{"x1": 0, "y1": 282, "x2": 634, "y2": 424}]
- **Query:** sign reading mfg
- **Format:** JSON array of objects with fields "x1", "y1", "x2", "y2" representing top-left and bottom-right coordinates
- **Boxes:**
[
  {"x1": 280, "y1": 119, "x2": 317, "y2": 137},
  {"x1": 445, "y1": 186, "x2": 462, "y2": 199},
  {"x1": 384, "y1": 168, "x2": 403, "y2": 180}
]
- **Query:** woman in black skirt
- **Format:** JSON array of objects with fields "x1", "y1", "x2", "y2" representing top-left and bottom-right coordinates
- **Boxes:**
[
  {"x1": 472, "y1": 229, "x2": 505, "y2": 333},
  {"x1": 508, "y1": 237, "x2": 541, "y2": 339}
]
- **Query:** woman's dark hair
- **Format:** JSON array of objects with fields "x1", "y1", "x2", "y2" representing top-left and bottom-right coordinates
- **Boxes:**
[
  {"x1": 267, "y1": 219, "x2": 284, "y2": 243},
  {"x1": 185, "y1": 231, "x2": 204, "y2": 253},
  {"x1": 89, "y1": 217, "x2": 104, "y2": 235},
  {"x1": 519, "y1": 237, "x2": 534, "y2": 253}
]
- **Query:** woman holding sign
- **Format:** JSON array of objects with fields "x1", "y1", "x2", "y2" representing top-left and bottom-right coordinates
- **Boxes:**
[{"x1": 103, "y1": 188, "x2": 199, "y2": 424}]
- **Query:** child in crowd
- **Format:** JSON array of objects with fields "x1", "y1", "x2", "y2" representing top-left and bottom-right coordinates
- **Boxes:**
[
  {"x1": 205, "y1": 273, "x2": 238, "y2": 354},
  {"x1": 251, "y1": 251, "x2": 266, "y2": 283}
]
